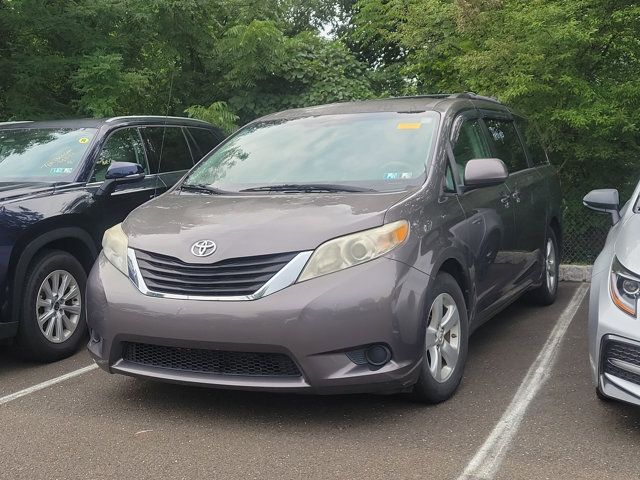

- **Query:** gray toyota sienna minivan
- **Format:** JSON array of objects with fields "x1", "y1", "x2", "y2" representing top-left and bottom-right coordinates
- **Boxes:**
[{"x1": 87, "y1": 93, "x2": 562, "y2": 403}]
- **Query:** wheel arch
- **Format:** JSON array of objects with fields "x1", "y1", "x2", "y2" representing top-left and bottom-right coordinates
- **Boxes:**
[
  {"x1": 433, "y1": 255, "x2": 474, "y2": 322},
  {"x1": 8, "y1": 225, "x2": 98, "y2": 322}
]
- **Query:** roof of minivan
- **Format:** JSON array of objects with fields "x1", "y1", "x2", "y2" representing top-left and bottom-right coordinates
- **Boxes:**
[
  {"x1": 257, "y1": 94, "x2": 511, "y2": 122},
  {"x1": 0, "y1": 116, "x2": 214, "y2": 130}
]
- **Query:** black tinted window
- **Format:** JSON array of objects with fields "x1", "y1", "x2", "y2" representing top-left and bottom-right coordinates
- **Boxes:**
[
  {"x1": 93, "y1": 128, "x2": 147, "y2": 182},
  {"x1": 141, "y1": 127, "x2": 193, "y2": 173},
  {"x1": 514, "y1": 117, "x2": 548, "y2": 166},
  {"x1": 485, "y1": 119, "x2": 528, "y2": 173},
  {"x1": 188, "y1": 128, "x2": 220, "y2": 160},
  {"x1": 444, "y1": 163, "x2": 456, "y2": 192}
]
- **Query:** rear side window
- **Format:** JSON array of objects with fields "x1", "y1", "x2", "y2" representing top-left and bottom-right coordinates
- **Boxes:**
[
  {"x1": 514, "y1": 117, "x2": 548, "y2": 166},
  {"x1": 188, "y1": 128, "x2": 221, "y2": 160},
  {"x1": 93, "y1": 128, "x2": 148, "y2": 182},
  {"x1": 484, "y1": 119, "x2": 529, "y2": 173},
  {"x1": 141, "y1": 127, "x2": 193, "y2": 173}
]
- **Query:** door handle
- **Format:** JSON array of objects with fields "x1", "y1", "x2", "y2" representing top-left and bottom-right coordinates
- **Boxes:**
[
  {"x1": 511, "y1": 189, "x2": 522, "y2": 203},
  {"x1": 500, "y1": 192, "x2": 511, "y2": 208}
]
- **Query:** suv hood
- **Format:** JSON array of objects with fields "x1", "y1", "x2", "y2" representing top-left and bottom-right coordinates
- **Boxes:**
[
  {"x1": 615, "y1": 214, "x2": 640, "y2": 274},
  {"x1": 0, "y1": 182, "x2": 56, "y2": 203},
  {"x1": 124, "y1": 191, "x2": 410, "y2": 263}
]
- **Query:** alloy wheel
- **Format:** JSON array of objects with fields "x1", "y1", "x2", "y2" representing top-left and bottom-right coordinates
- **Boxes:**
[
  {"x1": 35, "y1": 270, "x2": 81, "y2": 344},
  {"x1": 425, "y1": 292, "x2": 461, "y2": 383},
  {"x1": 545, "y1": 238, "x2": 557, "y2": 293}
]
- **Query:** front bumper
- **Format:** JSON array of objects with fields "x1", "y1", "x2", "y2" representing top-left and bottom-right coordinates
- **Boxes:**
[
  {"x1": 87, "y1": 253, "x2": 431, "y2": 394},
  {"x1": 589, "y1": 269, "x2": 640, "y2": 406}
]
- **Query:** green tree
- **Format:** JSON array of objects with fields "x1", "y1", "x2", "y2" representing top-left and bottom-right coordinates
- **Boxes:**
[{"x1": 0, "y1": 0, "x2": 370, "y2": 124}]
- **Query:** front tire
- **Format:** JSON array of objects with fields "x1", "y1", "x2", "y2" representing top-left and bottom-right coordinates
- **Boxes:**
[
  {"x1": 414, "y1": 272, "x2": 469, "y2": 404},
  {"x1": 16, "y1": 250, "x2": 87, "y2": 362}
]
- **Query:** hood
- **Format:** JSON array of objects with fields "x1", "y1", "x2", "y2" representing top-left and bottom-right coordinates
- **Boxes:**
[
  {"x1": 124, "y1": 191, "x2": 411, "y2": 263},
  {"x1": 0, "y1": 182, "x2": 56, "y2": 203},
  {"x1": 615, "y1": 213, "x2": 640, "y2": 274}
]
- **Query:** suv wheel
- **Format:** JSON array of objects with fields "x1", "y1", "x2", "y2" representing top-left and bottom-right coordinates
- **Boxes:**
[
  {"x1": 527, "y1": 229, "x2": 559, "y2": 306},
  {"x1": 16, "y1": 250, "x2": 87, "y2": 362},
  {"x1": 414, "y1": 272, "x2": 469, "y2": 404}
]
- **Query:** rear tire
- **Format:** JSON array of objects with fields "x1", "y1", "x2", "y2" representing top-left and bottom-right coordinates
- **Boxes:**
[
  {"x1": 414, "y1": 272, "x2": 469, "y2": 404},
  {"x1": 16, "y1": 250, "x2": 87, "y2": 362},
  {"x1": 527, "y1": 229, "x2": 559, "y2": 306}
]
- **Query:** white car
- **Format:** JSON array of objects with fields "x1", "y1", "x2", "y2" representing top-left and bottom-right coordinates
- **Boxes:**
[{"x1": 585, "y1": 182, "x2": 640, "y2": 406}]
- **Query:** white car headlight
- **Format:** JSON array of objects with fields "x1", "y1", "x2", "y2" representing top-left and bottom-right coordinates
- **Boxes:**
[
  {"x1": 102, "y1": 223, "x2": 129, "y2": 276},
  {"x1": 610, "y1": 257, "x2": 640, "y2": 317},
  {"x1": 297, "y1": 220, "x2": 409, "y2": 283}
]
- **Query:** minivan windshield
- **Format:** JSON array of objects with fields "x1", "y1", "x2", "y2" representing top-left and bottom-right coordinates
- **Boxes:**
[
  {"x1": 183, "y1": 111, "x2": 440, "y2": 193},
  {"x1": 0, "y1": 127, "x2": 96, "y2": 182}
]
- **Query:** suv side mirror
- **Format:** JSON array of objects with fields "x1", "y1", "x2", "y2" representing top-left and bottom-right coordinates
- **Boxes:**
[
  {"x1": 583, "y1": 188, "x2": 620, "y2": 224},
  {"x1": 96, "y1": 162, "x2": 145, "y2": 197},
  {"x1": 463, "y1": 158, "x2": 508, "y2": 189}
]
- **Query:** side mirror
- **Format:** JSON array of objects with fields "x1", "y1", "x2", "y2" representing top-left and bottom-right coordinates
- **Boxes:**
[
  {"x1": 463, "y1": 158, "x2": 508, "y2": 189},
  {"x1": 583, "y1": 188, "x2": 620, "y2": 224},
  {"x1": 96, "y1": 162, "x2": 145, "y2": 196}
]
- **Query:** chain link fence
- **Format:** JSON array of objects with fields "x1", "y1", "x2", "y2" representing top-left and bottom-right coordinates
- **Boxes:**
[{"x1": 561, "y1": 189, "x2": 612, "y2": 265}]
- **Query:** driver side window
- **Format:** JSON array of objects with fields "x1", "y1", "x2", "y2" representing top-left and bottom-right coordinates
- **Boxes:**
[
  {"x1": 92, "y1": 128, "x2": 148, "y2": 182},
  {"x1": 452, "y1": 119, "x2": 491, "y2": 185}
]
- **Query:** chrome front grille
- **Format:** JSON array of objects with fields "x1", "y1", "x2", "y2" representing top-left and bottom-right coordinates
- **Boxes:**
[{"x1": 134, "y1": 249, "x2": 300, "y2": 297}]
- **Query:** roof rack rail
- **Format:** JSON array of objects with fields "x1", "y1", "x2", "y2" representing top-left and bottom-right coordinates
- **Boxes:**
[
  {"x1": 386, "y1": 94, "x2": 456, "y2": 102},
  {"x1": 105, "y1": 115, "x2": 209, "y2": 124},
  {"x1": 449, "y1": 92, "x2": 500, "y2": 103},
  {"x1": 0, "y1": 121, "x2": 33, "y2": 126}
]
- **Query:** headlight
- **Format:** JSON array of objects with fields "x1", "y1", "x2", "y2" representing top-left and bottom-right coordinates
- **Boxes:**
[
  {"x1": 102, "y1": 223, "x2": 129, "y2": 276},
  {"x1": 297, "y1": 220, "x2": 409, "y2": 282},
  {"x1": 610, "y1": 257, "x2": 640, "y2": 317}
]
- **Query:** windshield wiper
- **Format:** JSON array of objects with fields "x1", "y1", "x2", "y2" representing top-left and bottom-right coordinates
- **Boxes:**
[
  {"x1": 239, "y1": 183, "x2": 375, "y2": 193},
  {"x1": 180, "y1": 183, "x2": 226, "y2": 195}
]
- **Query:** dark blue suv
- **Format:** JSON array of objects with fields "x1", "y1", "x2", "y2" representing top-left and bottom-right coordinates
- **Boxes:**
[{"x1": 0, "y1": 116, "x2": 223, "y2": 361}]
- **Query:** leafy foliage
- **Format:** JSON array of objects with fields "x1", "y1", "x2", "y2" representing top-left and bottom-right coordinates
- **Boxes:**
[
  {"x1": 0, "y1": 0, "x2": 367, "y2": 125},
  {"x1": 1, "y1": 0, "x2": 638, "y2": 260},
  {"x1": 184, "y1": 101, "x2": 239, "y2": 135}
]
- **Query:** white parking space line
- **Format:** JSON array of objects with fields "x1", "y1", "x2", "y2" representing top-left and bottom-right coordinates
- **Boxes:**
[
  {"x1": 0, "y1": 363, "x2": 98, "y2": 406},
  {"x1": 458, "y1": 283, "x2": 589, "y2": 480}
]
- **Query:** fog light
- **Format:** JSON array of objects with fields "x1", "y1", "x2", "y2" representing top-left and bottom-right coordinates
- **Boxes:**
[{"x1": 365, "y1": 344, "x2": 391, "y2": 366}]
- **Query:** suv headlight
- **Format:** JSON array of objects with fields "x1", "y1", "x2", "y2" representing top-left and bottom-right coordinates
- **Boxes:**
[
  {"x1": 610, "y1": 257, "x2": 640, "y2": 317},
  {"x1": 102, "y1": 223, "x2": 129, "y2": 276},
  {"x1": 297, "y1": 220, "x2": 409, "y2": 282}
]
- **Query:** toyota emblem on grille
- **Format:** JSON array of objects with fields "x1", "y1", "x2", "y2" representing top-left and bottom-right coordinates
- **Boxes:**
[{"x1": 191, "y1": 240, "x2": 217, "y2": 257}]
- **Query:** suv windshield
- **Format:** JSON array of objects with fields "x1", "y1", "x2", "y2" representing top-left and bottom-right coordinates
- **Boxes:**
[
  {"x1": 183, "y1": 111, "x2": 440, "y2": 193},
  {"x1": 0, "y1": 127, "x2": 96, "y2": 182}
]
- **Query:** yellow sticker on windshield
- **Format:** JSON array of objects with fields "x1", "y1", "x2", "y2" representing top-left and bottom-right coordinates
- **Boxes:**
[
  {"x1": 397, "y1": 123, "x2": 421, "y2": 130},
  {"x1": 78, "y1": 137, "x2": 89, "y2": 144}
]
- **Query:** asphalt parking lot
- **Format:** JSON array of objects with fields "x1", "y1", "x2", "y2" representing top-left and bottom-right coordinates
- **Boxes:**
[{"x1": 1, "y1": 282, "x2": 639, "y2": 480}]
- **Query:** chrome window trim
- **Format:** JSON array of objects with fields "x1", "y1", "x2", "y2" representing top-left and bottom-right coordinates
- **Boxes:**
[{"x1": 126, "y1": 248, "x2": 313, "y2": 301}]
